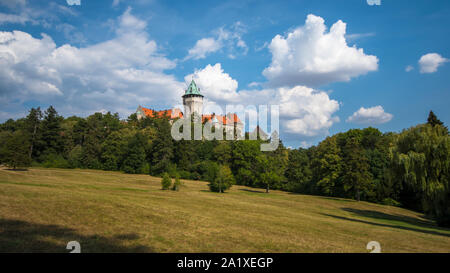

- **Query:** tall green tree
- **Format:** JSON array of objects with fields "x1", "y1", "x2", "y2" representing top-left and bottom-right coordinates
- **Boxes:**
[
  {"x1": 285, "y1": 148, "x2": 312, "y2": 193},
  {"x1": 341, "y1": 136, "x2": 372, "y2": 201},
  {"x1": 122, "y1": 133, "x2": 147, "y2": 174},
  {"x1": 0, "y1": 131, "x2": 31, "y2": 169},
  {"x1": 151, "y1": 118, "x2": 174, "y2": 175},
  {"x1": 390, "y1": 124, "x2": 450, "y2": 226},
  {"x1": 40, "y1": 106, "x2": 64, "y2": 158},
  {"x1": 311, "y1": 136, "x2": 342, "y2": 196},
  {"x1": 24, "y1": 107, "x2": 43, "y2": 159}
]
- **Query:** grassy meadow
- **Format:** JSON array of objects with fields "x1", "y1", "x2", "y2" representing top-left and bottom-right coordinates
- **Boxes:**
[{"x1": 0, "y1": 167, "x2": 449, "y2": 253}]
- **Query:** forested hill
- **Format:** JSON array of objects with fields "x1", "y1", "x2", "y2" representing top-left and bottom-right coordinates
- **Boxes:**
[{"x1": 0, "y1": 107, "x2": 449, "y2": 226}]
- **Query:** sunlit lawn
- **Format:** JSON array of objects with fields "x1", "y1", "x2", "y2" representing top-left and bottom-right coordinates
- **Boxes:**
[{"x1": 0, "y1": 167, "x2": 449, "y2": 253}]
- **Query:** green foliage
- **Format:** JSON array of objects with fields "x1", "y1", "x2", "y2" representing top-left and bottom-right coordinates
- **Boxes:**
[
  {"x1": 122, "y1": 133, "x2": 147, "y2": 174},
  {"x1": 151, "y1": 118, "x2": 174, "y2": 175},
  {"x1": 0, "y1": 131, "x2": 31, "y2": 169},
  {"x1": 41, "y1": 153, "x2": 70, "y2": 169},
  {"x1": 172, "y1": 174, "x2": 181, "y2": 191},
  {"x1": 285, "y1": 148, "x2": 312, "y2": 193},
  {"x1": 427, "y1": 110, "x2": 444, "y2": 127},
  {"x1": 161, "y1": 172, "x2": 172, "y2": 190},
  {"x1": 311, "y1": 136, "x2": 342, "y2": 196},
  {"x1": 1, "y1": 106, "x2": 449, "y2": 227},
  {"x1": 209, "y1": 165, "x2": 235, "y2": 193},
  {"x1": 389, "y1": 124, "x2": 450, "y2": 226}
]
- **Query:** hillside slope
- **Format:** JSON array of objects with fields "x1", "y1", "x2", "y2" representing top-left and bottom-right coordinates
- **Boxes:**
[{"x1": 0, "y1": 167, "x2": 449, "y2": 253}]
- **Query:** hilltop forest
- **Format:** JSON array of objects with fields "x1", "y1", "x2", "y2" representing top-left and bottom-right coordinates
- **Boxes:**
[{"x1": 0, "y1": 107, "x2": 448, "y2": 226}]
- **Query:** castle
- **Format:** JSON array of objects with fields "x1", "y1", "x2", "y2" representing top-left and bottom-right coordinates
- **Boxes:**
[{"x1": 136, "y1": 80, "x2": 244, "y2": 136}]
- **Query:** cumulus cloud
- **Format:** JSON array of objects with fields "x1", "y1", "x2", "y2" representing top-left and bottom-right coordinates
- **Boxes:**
[
  {"x1": 405, "y1": 65, "x2": 414, "y2": 72},
  {"x1": 346, "y1": 106, "x2": 393, "y2": 124},
  {"x1": 185, "y1": 22, "x2": 248, "y2": 60},
  {"x1": 186, "y1": 63, "x2": 340, "y2": 137},
  {"x1": 0, "y1": 8, "x2": 184, "y2": 119},
  {"x1": 418, "y1": 53, "x2": 448, "y2": 74},
  {"x1": 185, "y1": 38, "x2": 222, "y2": 60},
  {"x1": 263, "y1": 14, "x2": 378, "y2": 87}
]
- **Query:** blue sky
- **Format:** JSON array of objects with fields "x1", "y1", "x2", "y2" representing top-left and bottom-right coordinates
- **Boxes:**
[{"x1": 0, "y1": 0, "x2": 449, "y2": 148}]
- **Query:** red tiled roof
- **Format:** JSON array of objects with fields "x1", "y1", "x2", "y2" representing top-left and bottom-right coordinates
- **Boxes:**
[
  {"x1": 140, "y1": 107, "x2": 241, "y2": 124},
  {"x1": 202, "y1": 113, "x2": 241, "y2": 125},
  {"x1": 141, "y1": 107, "x2": 183, "y2": 119}
]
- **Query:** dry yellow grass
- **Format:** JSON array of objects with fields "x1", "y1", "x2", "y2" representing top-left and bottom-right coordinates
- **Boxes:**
[{"x1": 0, "y1": 167, "x2": 449, "y2": 253}]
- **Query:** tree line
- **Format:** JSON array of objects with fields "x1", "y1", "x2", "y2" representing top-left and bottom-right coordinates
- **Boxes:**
[{"x1": 0, "y1": 107, "x2": 448, "y2": 226}]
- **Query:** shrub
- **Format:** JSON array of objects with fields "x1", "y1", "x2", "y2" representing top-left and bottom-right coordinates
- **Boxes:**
[
  {"x1": 161, "y1": 172, "x2": 172, "y2": 190},
  {"x1": 208, "y1": 165, "x2": 234, "y2": 193},
  {"x1": 41, "y1": 153, "x2": 70, "y2": 169},
  {"x1": 380, "y1": 198, "x2": 401, "y2": 207},
  {"x1": 171, "y1": 174, "x2": 181, "y2": 191}
]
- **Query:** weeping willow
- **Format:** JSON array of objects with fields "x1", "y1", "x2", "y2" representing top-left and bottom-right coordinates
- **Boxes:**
[{"x1": 390, "y1": 124, "x2": 450, "y2": 226}]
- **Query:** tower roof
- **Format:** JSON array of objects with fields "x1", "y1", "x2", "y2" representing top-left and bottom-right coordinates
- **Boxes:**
[{"x1": 184, "y1": 79, "x2": 203, "y2": 97}]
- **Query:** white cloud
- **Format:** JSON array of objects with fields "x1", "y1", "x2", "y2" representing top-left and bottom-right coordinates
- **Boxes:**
[
  {"x1": 186, "y1": 63, "x2": 340, "y2": 138},
  {"x1": 263, "y1": 14, "x2": 378, "y2": 87},
  {"x1": 66, "y1": 0, "x2": 81, "y2": 6},
  {"x1": 346, "y1": 106, "x2": 393, "y2": 124},
  {"x1": 0, "y1": 8, "x2": 184, "y2": 119},
  {"x1": 112, "y1": 0, "x2": 120, "y2": 7},
  {"x1": 185, "y1": 22, "x2": 248, "y2": 60},
  {"x1": 184, "y1": 63, "x2": 239, "y2": 104},
  {"x1": 418, "y1": 53, "x2": 448, "y2": 74},
  {"x1": 405, "y1": 65, "x2": 414, "y2": 72},
  {"x1": 185, "y1": 38, "x2": 222, "y2": 60}
]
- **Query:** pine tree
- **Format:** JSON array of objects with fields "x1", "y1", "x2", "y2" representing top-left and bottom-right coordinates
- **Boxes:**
[
  {"x1": 161, "y1": 172, "x2": 172, "y2": 190},
  {"x1": 40, "y1": 106, "x2": 64, "y2": 157},
  {"x1": 427, "y1": 110, "x2": 444, "y2": 127},
  {"x1": 24, "y1": 107, "x2": 43, "y2": 159}
]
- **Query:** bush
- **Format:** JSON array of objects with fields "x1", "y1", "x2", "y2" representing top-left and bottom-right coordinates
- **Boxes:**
[
  {"x1": 41, "y1": 153, "x2": 70, "y2": 169},
  {"x1": 380, "y1": 198, "x2": 401, "y2": 207},
  {"x1": 161, "y1": 172, "x2": 172, "y2": 190},
  {"x1": 208, "y1": 165, "x2": 234, "y2": 193},
  {"x1": 171, "y1": 174, "x2": 181, "y2": 191},
  {"x1": 178, "y1": 170, "x2": 192, "y2": 180}
]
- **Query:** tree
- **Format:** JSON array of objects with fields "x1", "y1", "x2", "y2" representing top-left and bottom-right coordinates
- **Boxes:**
[
  {"x1": 256, "y1": 154, "x2": 281, "y2": 193},
  {"x1": 172, "y1": 174, "x2": 181, "y2": 191},
  {"x1": 390, "y1": 124, "x2": 450, "y2": 226},
  {"x1": 0, "y1": 131, "x2": 31, "y2": 169},
  {"x1": 161, "y1": 172, "x2": 172, "y2": 190},
  {"x1": 24, "y1": 107, "x2": 43, "y2": 159},
  {"x1": 151, "y1": 118, "x2": 174, "y2": 175},
  {"x1": 40, "y1": 106, "x2": 64, "y2": 158},
  {"x1": 285, "y1": 148, "x2": 312, "y2": 193},
  {"x1": 427, "y1": 110, "x2": 444, "y2": 127},
  {"x1": 311, "y1": 136, "x2": 342, "y2": 196},
  {"x1": 341, "y1": 136, "x2": 372, "y2": 201},
  {"x1": 122, "y1": 133, "x2": 147, "y2": 174},
  {"x1": 209, "y1": 165, "x2": 234, "y2": 193}
]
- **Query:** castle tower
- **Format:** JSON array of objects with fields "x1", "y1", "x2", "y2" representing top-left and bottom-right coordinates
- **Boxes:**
[{"x1": 183, "y1": 79, "x2": 203, "y2": 118}]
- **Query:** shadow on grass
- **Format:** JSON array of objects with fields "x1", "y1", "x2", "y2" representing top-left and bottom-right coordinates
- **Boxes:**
[
  {"x1": 342, "y1": 208, "x2": 435, "y2": 227},
  {"x1": 239, "y1": 189, "x2": 267, "y2": 194},
  {"x1": 0, "y1": 218, "x2": 153, "y2": 253},
  {"x1": 322, "y1": 208, "x2": 450, "y2": 237},
  {"x1": 4, "y1": 168, "x2": 28, "y2": 171}
]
